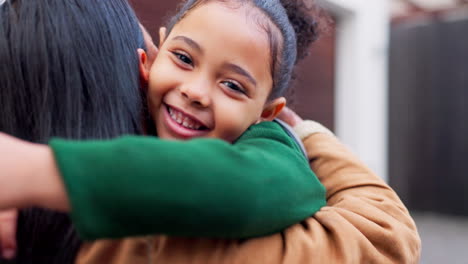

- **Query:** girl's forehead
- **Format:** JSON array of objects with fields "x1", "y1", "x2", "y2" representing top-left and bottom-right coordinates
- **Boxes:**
[
  {"x1": 172, "y1": 2, "x2": 270, "y2": 49},
  {"x1": 181, "y1": 1, "x2": 272, "y2": 33}
]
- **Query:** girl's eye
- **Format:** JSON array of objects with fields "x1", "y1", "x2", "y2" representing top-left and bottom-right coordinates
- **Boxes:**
[
  {"x1": 222, "y1": 80, "x2": 247, "y2": 95},
  {"x1": 173, "y1": 52, "x2": 193, "y2": 66}
]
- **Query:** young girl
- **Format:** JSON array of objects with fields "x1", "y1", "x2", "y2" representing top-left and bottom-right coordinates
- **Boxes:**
[{"x1": 0, "y1": 0, "x2": 326, "y2": 239}]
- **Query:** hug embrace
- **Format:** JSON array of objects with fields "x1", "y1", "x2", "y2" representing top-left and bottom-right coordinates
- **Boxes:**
[{"x1": 0, "y1": 0, "x2": 420, "y2": 263}]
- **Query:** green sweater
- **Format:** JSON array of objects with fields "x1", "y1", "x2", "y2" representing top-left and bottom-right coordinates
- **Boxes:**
[{"x1": 50, "y1": 121, "x2": 326, "y2": 240}]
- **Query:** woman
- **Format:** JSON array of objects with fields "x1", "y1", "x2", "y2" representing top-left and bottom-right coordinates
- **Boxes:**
[{"x1": 0, "y1": 0, "x2": 145, "y2": 262}]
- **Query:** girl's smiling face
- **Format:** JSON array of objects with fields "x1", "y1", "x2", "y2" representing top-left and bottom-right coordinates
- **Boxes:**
[{"x1": 147, "y1": 2, "x2": 284, "y2": 142}]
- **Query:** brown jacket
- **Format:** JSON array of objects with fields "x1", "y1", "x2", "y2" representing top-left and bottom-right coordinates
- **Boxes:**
[{"x1": 77, "y1": 133, "x2": 421, "y2": 264}]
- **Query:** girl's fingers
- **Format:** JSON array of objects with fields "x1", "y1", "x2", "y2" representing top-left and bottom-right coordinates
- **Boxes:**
[
  {"x1": 0, "y1": 209, "x2": 18, "y2": 259},
  {"x1": 277, "y1": 107, "x2": 303, "y2": 127}
]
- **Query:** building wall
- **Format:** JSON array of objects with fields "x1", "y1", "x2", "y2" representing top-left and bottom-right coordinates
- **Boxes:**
[
  {"x1": 289, "y1": 21, "x2": 336, "y2": 130},
  {"x1": 319, "y1": 0, "x2": 390, "y2": 180},
  {"x1": 389, "y1": 10, "x2": 468, "y2": 215},
  {"x1": 130, "y1": 1, "x2": 178, "y2": 40}
]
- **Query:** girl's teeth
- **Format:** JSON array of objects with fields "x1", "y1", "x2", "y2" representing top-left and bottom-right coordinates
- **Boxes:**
[
  {"x1": 168, "y1": 106, "x2": 204, "y2": 130},
  {"x1": 183, "y1": 117, "x2": 196, "y2": 129}
]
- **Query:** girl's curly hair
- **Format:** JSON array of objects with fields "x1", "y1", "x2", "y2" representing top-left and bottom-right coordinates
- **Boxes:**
[{"x1": 280, "y1": 0, "x2": 332, "y2": 62}]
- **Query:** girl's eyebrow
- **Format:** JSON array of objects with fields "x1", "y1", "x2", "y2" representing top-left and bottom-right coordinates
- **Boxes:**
[
  {"x1": 171, "y1": 35, "x2": 204, "y2": 54},
  {"x1": 224, "y1": 63, "x2": 257, "y2": 87}
]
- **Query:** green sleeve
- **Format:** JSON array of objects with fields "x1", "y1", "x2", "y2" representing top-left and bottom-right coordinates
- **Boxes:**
[{"x1": 50, "y1": 121, "x2": 326, "y2": 240}]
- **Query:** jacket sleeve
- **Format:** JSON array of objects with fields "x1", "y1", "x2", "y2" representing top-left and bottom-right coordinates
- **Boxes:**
[
  {"x1": 50, "y1": 121, "x2": 326, "y2": 240},
  {"x1": 224, "y1": 133, "x2": 421, "y2": 263},
  {"x1": 75, "y1": 132, "x2": 421, "y2": 264},
  {"x1": 142, "y1": 133, "x2": 420, "y2": 264}
]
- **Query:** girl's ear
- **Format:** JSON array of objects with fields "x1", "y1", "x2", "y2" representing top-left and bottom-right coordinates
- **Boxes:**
[
  {"x1": 260, "y1": 97, "x2": 286, "y2": 121},
  {"x1": 138, "y1": 48, "x2": 150, "y2": 89},
  {"x1": 159, "y1": 27, "x2": 167, "y2": 48}
]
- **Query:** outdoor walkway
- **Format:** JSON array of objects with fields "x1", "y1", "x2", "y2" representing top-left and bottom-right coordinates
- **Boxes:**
[{"x1": 413, "y1": 212, "x2": 468, "y2": 264}]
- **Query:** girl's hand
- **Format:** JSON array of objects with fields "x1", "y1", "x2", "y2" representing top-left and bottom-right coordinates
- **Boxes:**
[
  {"x1": 277, "y1": 107, "x2": 304, "y2": 127},
  {"x1": 0, "y1": 132, "x2": 34, "y2": 209},
  {"x1": 0, "y1": 209, "x2": 17, "y2": 260},
  {"x1": 0, "y1": 133, "x2": 69, "y2": 212},
  {"x1": 277, "y1": 108, "x2": 333, "y2": 140}
]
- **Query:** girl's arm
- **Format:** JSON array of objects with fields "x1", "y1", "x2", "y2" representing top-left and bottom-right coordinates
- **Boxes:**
[
  {"x1": 77, "y1": 120, "x2": 421, "y2": 264},
  {"x1": 130, "y1": 121, "x2": 420, "y2": 264},
  {"x1": 274, "y1": 130, "x2": 421, "y2": 263},
  {"x1": 0, "y1": 121, "x2": 326, "y2": 240},
  {"x1": 244, "y1": 111, "x2": 420, "y2": 263}
]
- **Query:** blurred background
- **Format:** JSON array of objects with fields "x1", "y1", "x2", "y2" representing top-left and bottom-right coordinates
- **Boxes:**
[{"x1": 129, "y1": 0, "x2": 468, "y2": 263}]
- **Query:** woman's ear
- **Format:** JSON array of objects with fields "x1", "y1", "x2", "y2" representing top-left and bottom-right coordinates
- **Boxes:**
[
  {"x1": 159, "y1": 27, "x2": 167, "y2": 48},
  {"x1": 260, "y1": 97, "x2": 286, "y2": 121},
  {"x1": 138, "y1": 48, "x2": 150, "y2": 89}
]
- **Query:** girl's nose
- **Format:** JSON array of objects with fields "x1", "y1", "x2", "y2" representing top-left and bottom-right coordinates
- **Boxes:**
[{"x1": 179, "y1": 80, "x2": 212, "y2": 108}]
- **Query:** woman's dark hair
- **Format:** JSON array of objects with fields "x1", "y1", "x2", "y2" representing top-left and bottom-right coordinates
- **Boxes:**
[
  {"x1": 164, "y1": 0, "x2": 326, "y2": 100},
  {"x1": 0, "y1": 0, "x2": 145, "y2": 263}
]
